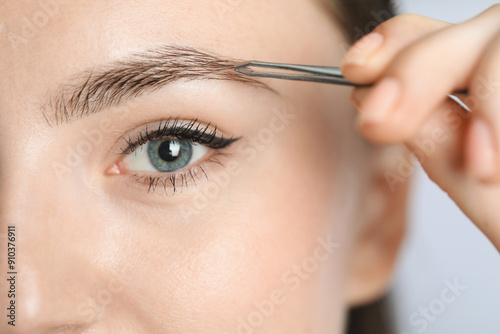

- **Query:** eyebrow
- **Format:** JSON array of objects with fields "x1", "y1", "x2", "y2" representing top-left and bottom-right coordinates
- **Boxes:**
[{"x1": 42, "y1": 45, "x2": 275, "y2": 126}]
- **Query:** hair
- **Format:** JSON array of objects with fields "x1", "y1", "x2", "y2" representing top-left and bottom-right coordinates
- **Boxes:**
[
  {"x1": 320, "y1": 0, "x2": 396, "y2": 43},
  {"x1": 319, "y1": 0, "x2": 397, "y2": 333}
]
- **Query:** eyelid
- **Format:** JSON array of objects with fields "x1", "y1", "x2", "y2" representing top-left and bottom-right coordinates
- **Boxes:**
[
  {"x1": 121, "y1": 141, "x2": 208, "y2": 173},
  {"x1": 116, "y1": 118, "x2": 237, "y2": 155},
  {"x1": 47, "y1": 45, "x2": 274, "y2": 126},
  {"x1": 106, "y1": 117, "x2": 240, "y2": 194}
]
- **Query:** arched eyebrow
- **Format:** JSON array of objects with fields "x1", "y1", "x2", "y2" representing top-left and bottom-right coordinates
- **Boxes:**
[{"x1": 42, "y1": 45, "x2": 276, "y2": 126}]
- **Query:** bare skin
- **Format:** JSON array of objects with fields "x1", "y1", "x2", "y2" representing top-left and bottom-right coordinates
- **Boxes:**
[
  {"x1": 0, "y1": 1, "x2": 407, "y2": 333},
  {"x1": 343, "y1": 7, "x2": 500, "y2": 251},
  {"x1": 5, "y1": 1, "x2": 497, "y2": 333}
]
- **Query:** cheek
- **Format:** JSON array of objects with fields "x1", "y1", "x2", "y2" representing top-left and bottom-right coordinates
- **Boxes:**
[
  {"x1": 107, "y1": 202, "x2": 349, "y2": 333},
  {"x1": 161, "y1": 93, "x2": 357, "y2": 331},
  {"x1": 85, "y1": 79, "x2": 360, "y2": 332},
  {"x1": 104, "y1": 109, "x2": 357, "y2": 333}
]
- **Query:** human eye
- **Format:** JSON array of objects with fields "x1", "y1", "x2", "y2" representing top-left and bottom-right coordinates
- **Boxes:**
[{"x1": 109, "y1": 117, "x2": 239, "y2": 194}]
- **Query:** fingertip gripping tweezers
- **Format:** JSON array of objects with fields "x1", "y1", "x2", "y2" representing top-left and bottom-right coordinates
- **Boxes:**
[
  {"x1": 234, "y1": 61, "x2": 469, "y2": 95},
  {"x1": 234, "y1": 61, "x2": 359, "y2": 86}
]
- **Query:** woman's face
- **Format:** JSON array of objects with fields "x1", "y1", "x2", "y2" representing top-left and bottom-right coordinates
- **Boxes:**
[{"x1": 0, "y1": 0, "x2": 380, "y2": 333}]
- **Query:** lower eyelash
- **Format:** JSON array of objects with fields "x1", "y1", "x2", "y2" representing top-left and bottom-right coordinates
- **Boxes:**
[{"x1": 128, "y1": 153, "x2": 227, "y2": 195}]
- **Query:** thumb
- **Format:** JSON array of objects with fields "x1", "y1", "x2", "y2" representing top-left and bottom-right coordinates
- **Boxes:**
[{"x1": 404, "y1": 97, "x2": 500, "y2": 251}]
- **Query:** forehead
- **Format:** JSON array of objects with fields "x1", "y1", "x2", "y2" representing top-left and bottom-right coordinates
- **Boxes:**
[
  {"x1": 0, "y1": 0, "x2": 343, "y2": 120},
  {"x1": 0, "y1": 0, "x2": 341, "y2": 65}
]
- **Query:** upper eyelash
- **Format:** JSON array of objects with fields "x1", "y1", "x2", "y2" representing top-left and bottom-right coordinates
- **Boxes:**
[
  {"x1": 116, "y1": 118, "x2": 239, "y2": 195},
  {"x1": 119, "y1": 117, "x2": 239, "y2": 155}
]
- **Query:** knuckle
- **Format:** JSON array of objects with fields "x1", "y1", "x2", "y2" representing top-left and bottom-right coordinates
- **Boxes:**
[
  {"x1": 396, "y1": 13, "x2": 429, "y2": 23},
  {"x1": 375, "y1": 13, "x2": 449, "y2": 36},
  {"x1": 386, "y1": 13, "x2": 428, "y2": 28},
  {"x1": 486, "y1": 3, "x2": 500, "y2": 13}
]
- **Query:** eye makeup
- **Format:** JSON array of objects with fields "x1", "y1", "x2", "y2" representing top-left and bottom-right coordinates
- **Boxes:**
[
  {"x1": 108, "y1": 117, "x2": 239, "y2": 195},
  {"x1": 119, "y1": 118, "x2": 237, "y2": 155}
]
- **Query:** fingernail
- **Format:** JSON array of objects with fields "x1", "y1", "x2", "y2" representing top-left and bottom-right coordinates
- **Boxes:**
[
  {"x1": 342, "y1": 32, "x2": 385, "y2": 67},
  {"x1": 467, "y1": 117, "x2": 498, "y2": 180},
  {"x1": 358, "y1": 77, "x2": 401, "y2": 125}
]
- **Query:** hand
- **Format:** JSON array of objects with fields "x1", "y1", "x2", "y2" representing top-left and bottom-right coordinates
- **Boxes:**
[{"x1": 341, "y1": 6, "x2": 500, "y2": 251}]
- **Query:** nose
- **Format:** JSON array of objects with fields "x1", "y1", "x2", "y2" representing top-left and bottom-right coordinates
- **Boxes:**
[{"x1": 0, "y1": 155, "x2": 107, "y2": 333}]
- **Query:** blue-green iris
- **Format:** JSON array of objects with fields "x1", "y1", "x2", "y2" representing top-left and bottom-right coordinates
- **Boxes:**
[{"x1": 147, "y1": 138, "x2": 193, "y2": 172}]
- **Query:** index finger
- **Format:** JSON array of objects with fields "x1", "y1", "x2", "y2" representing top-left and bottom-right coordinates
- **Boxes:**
[{"x1": 341, "y1": 14, "x2": 451, "y2": 84}]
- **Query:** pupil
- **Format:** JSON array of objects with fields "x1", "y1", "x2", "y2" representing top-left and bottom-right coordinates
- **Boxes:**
[{"x1": 158, "y1": 140, "x2": 181, "y2": 162}]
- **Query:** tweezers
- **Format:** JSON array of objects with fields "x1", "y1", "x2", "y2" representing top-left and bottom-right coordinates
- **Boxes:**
[
  {"x1": 234, "y1": 61, "x2": 469, "y2": 95},
  {"x1": 234, "y1": 61, "x2": 361, "y2": 86}
]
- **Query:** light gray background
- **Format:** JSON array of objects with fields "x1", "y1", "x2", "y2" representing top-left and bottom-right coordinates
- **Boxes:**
[{"x1": 391, "y1": 1, "x2": 500, "y2": 334}]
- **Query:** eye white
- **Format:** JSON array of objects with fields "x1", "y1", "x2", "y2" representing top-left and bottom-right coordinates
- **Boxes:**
[{"x1": 122, "y1": 141, "x2": 209, "y2": 172}]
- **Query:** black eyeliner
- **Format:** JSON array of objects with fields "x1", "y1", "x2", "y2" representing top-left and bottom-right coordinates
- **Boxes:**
[{"x1": 120, "y1": 117, "x2": 239, "y2": 155}]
